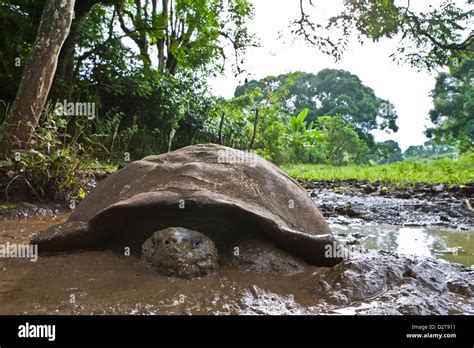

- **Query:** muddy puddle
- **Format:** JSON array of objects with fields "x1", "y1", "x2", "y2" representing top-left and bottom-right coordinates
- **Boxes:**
[
  {"x1": 332, "y1": 224, "x2": 474, "y2": 266},
  {"x1": 0, "y1": 212, "x2": 473, "y2": 315}
]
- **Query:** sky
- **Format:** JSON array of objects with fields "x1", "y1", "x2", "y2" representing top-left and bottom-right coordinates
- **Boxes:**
[{"x1": 208, "y1": 0, "x2": 461, "y2": 151}]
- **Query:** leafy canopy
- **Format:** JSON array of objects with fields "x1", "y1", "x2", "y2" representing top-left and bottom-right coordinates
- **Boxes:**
[{"x1": 427, "y1": 56, "x2": 474, "y2": 152}]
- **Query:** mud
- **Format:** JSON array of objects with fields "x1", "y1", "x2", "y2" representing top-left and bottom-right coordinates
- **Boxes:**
[
  {"x1": 0, "y1": 180, "x2": 473, "y2": 315},
  {"x1": 0, "y1": 212, "x2": 472, "y2": 315},
  {"x1": 0, "y1": 202, "x2": 67, "y2": 220},
  {"x1": 303, "y1": 180, "x2": 474, "y2": 229},
  {"x1": 0, "y1": 245, "x2": 472, "y2": 315}
]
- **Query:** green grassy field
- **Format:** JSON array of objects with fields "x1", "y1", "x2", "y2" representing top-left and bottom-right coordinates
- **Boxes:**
[{"x1": 283, "y1": 153, "x2": 474, "y2": 186}]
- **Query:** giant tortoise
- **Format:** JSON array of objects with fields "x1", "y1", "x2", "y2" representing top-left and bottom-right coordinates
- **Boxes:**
[{"x1": 31, "y1": 144, "x2": 341, "y2": 276}]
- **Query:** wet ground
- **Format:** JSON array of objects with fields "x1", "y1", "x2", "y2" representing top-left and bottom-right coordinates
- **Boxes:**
[
  {"x1": 0, "y1": 183, "x2": 473, "y2": 315},
  {"x1": 332, "y1": 224, "x2": 474, "y2": 266},
  {"x1": 308, "y1": 181, "x2": 474, "y2": 230}
]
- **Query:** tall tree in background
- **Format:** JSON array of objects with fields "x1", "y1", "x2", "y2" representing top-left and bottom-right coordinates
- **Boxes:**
[
  {"x1": 1, "y1": 0, "x2": 75, "y2": 154},
  {"x1": 404, "y1": 140, "x2": 455, "y2": 159},
  {"x1": 374, "y1": 140, "x2": 403, "y2": 164},
  {"x1": 427, "y1": 56, "x2": 474, "y2": 152},
  {"x1": 316, "y1": 115, "x2": 369, "y2": 165},
  {"x1": 235, "y1": 69, "x2": 398, "y2": 148}
]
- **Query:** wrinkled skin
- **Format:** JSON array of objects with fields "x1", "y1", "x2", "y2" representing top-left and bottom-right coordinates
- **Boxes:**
[{"x1": 142, "y1": 227, "x2": 218, "y2": 278}]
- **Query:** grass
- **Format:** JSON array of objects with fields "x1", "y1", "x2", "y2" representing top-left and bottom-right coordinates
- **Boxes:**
[{"x1": 282, "y1": 153, "x2": 474, "y2": 186}]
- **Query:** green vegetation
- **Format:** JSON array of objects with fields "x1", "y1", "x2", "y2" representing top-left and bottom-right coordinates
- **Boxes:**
[
  {"x1": 427, "y1": 57, "x2": 474, "y2": 153},
  {"x1": 292, "y1": 0, "x2": 473, "y2": 71},
  {"x1": 236, "y1": 70, "x2": 399, "y2": 136},
  {"x1": 219, "y1": 71, "x2": 403, "y2": 165},
  {"x1": 283, "y1": 153, "x2": 474, "y2": 186},
  {"x1": 404, "y1": 140, "x2": 456, "y2": 160},
  {"x1": 0, "y1": 0, "x2": 472, "y2": 201},
  {"x1": 0, "y1": 105, "x2": 117, "y2": 202}
]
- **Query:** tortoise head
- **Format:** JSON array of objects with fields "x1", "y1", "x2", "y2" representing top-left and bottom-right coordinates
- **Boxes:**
[{"x1": 141, "y1": 227, "x2": 218, "y2": 278}]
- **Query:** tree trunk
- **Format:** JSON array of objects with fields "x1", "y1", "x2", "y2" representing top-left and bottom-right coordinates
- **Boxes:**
[
  {"x1": 218, "y1": 112, "x2": 225, "y2": 145},
  {"x1": 157, "y1": 0, "x2": 168, "y2": 71},
  {"x1": 168, "y1": 128, "x2": 176, "y2": 152},
  {"x1": 249, "y1": 108, "x2": 259, "y2": 150},
  {"x1": 51, "y1": 0, "x2": 99, "y2": 101},
  {"x1": 1, "y1": 0, "x2": 75, "y2": 155}
]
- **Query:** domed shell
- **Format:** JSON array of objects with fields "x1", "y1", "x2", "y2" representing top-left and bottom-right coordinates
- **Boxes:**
[{"x1": 32, "y1": 144, "x2": 341, "y2": 266}]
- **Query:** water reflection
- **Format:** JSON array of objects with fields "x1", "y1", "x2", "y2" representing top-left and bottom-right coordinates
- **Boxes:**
[
  {"x1": 331, "y1": 224, "x2": 474, "y2": 266},
  {"x1": 396, "y1": 228, "x2": 433, "y2": 257}
]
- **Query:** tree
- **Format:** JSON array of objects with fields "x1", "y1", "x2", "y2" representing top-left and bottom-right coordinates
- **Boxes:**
[
  {"x1": 236, "y1": 69, "x2": 398, "y2": 146},
  {"x1": 404, "y1": 140, "x2": 455, "y2": 159},
  {"x1": 0, "y1": 0, "x2": 113, "y2": 104},
  {"x1": 1, "y1": 0, "x2": 76, "y2": 154},
  {"x1": 71, "y1": 0, "x2": 256, "y2": 155},
  {"x1": 374, "y1": 140, "x2": 403, "y2": 164},
  {"x1": 51, "y1": 0, "x2": 118, "y2": 100},
  {"x1": 0, "y1": 0, "x2": 46, "y2": 110},
  {"x1": 0, "y1": 0, "x2": 256, "y2": 156},
  {"x1": 112, "y1": 0, "x2": 255, "y2": 75},
  {"x1": 315, "y1": 115, "x2": 368, "y2": 165},
  {"x1": 218, "y1": 83, "x2": 292, "y2": 162},
  {"x1": 291, "y1": 0, "x2": 473, "y2": 71},
  {"x1": 427, "y1": 56, "x2": 474, "y2": 152}
]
